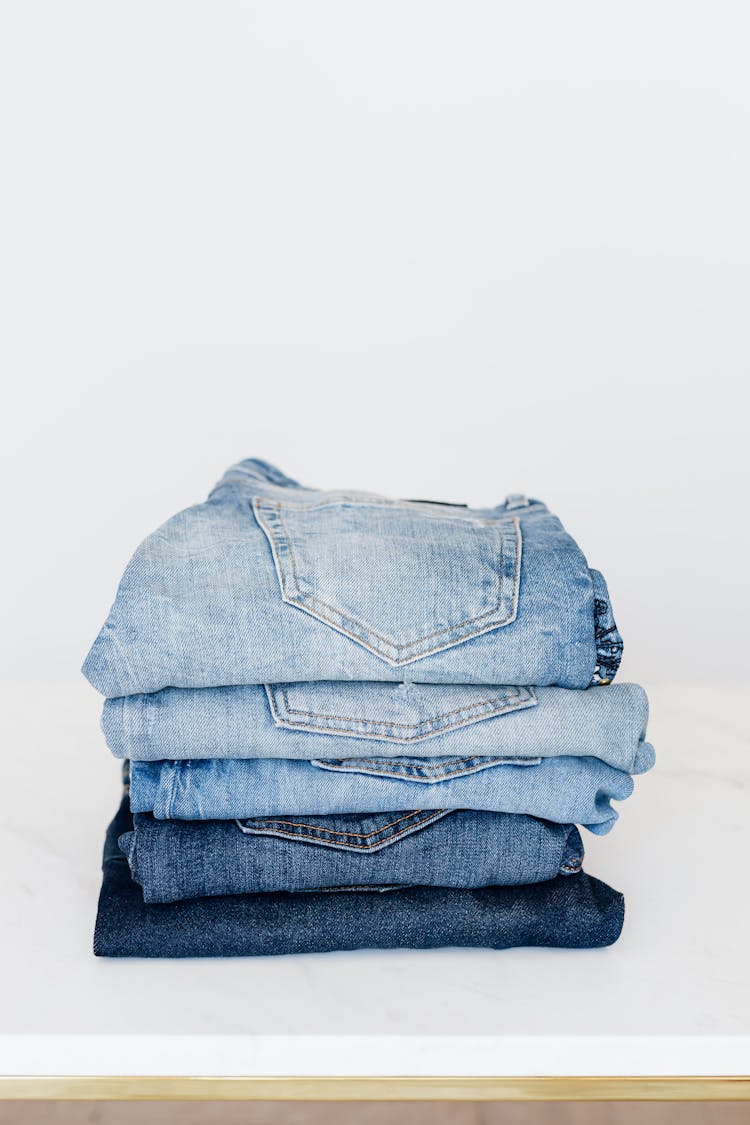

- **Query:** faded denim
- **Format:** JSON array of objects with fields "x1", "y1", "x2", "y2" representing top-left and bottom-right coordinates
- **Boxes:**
[
  {"x1": 95, "y1": 799, "x2": 624, "y2": 956},
  {"x1": 129, "y1": 748, "x2": 652, "y2": 833},
  {"x1": 83, "y1": 458, "x2": 623, "y2": 695},
  {"x1": 103, "y1": 681, "x2": 650, "y2": 771},
  {"x1": 120, "y1": 808, "x2": 584, "y2": 902}
]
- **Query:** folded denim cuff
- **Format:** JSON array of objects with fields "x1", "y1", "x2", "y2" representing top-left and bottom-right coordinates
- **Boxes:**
[
  {"x1": 590, "y1": 569, "x2": 624, "y2": 685},
  {"x1": 560, "y1": 825, "x2": 584, "y2": 875}
]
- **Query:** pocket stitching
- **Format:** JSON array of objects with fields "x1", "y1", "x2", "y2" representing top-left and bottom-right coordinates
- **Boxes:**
[
  {"x1": 265, "y1": 684, "x2": 537, "y2": 743},
  {"x1": 278, "y1": 502, "x2": 514, "y2": 646},
  {"x1": 310, "y1": 755, "x2": 541, "y2": 781},
  {"x1": 274, "y1": 685, "x2": 531, "y2": 727},
  {"x1": 318, "y1": 754, "x2": 498, "y2": 772},
  {"x1": 254, "y1": 497, "x2": 522, "y2": 664},
  {"x1": 236, "y1": 808, "x2": 450, "y2": 850}
]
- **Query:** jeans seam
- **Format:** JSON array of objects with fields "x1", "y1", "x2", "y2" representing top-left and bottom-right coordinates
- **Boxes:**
[
  {"x1": 268, "y1": 684, "x2": 535, "y2": 730},
  {"x1": 276, "y1": 500, "x2": 513, "y2": 644},
  {"x1": 237, "y1": 810, "x2": 450, "y2": 850},
  {"x1": 311, "y1": 756, "x2": 540, "y2": 782},
  {"x1": 253, "y1": 496, "x2": 521, "y2": 664}
]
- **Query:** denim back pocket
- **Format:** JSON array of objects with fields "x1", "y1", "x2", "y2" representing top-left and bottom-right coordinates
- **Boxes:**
[
  {"x1": 265, "y1": 681, "x2": 537, "y2": 744},
  {"x1": 310, "y1": 754, "x2": 541, "y2": 783},
  {"x1": 253, "y1": 495, "x2": 522, "y2": 665},
  {"x1": 235, "y1": 808, "x2": 452, "y2": 852}
]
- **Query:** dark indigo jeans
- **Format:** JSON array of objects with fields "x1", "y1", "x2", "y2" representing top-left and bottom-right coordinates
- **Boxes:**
[{"x1": 95, "y1": 799, "x2": 624, "y2": 956}]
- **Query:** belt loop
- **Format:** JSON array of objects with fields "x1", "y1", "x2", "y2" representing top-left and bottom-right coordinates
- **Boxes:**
[{"x1": 504, "y1": 494, "x2": 530, "y2": 510}]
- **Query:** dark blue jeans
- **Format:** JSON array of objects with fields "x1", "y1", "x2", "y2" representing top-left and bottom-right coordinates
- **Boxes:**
[
  {"x1": 120, "y1": 808, "x2": 583, "y2": 903},
  {"x1": 95, "y1": 799, "x2": 624, "y2": 956}
]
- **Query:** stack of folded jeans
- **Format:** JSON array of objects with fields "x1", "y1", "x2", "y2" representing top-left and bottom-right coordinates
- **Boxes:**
[{"x1": 84, "y1": 458, "x2": 653, "y2": 958}]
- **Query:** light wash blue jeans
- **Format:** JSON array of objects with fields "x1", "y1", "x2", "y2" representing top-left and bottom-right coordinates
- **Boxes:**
[
  {"x1": 104, "y1": 681, "x2": 650, "y2": 771},
  {"x1": 83, "y1": 458, "x2": 623, "y2": 695},
  {"x1": 129, "y1": 749, "x2": 651, "y2": 833}
]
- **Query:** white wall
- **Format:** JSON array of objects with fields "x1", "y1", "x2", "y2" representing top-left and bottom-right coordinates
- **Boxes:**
[{"x1": 1, "y1": 1, "x2": 748, "y2": 683}]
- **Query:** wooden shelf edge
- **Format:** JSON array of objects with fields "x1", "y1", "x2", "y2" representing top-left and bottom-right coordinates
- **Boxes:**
[{"x1": 1, "y1": 1075, "x2": 749, "y2": 1101}]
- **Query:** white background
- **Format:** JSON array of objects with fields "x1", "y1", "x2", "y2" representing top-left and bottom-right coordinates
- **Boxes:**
[{"x1": 1, "y1": 1, "x2": 748, "y2": 683}]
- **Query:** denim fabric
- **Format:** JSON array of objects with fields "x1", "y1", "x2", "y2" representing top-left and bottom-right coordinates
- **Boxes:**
[
  {"x1": 103, "y1": 681, "x2": 650, "y2": 771},
  {"x1": 95, "y1": 799, "x2": 624, "y2": 956},
  {"x1": 129, "y1": 749, "x2": 651, "y2": 833},
  {"x1": 83, "y1": 458, "x2": 622, "y2": 695},
  {"x1": 119, "y1": 808, "x2": 584, "y2": 902}
]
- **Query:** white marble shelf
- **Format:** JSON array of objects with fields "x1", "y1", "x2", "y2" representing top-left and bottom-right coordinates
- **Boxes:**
[{"x1": 1, "y1": 679, "x2": 749, "y2": 1085}]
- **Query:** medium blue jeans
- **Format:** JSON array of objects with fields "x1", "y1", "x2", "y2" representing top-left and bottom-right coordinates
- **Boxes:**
[
  {"x1": 95, "y1": 799, "x2": 624, "y2": 956},
  {"x1": 103, "y1": 681, "x2": 650, "y2": 772},
  {"x1": 83, "y1": 458, "x2": 623, "y2": 694},
  {"x1": 120, "y1": 808, "x2": 584, "y2": 902},
  {"x1": 129, "y1": 748, "x2": 652, "y2": 833}
]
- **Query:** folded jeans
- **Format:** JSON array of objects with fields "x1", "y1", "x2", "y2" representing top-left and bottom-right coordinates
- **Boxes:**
[
  {"x1": 120, "y1": 807, "x2": 584, "y2": 902},
  {"x1": 83, "y1": 458, "x2": 623, "y2": 695},
  {"x1": 128, "y1": 749, "x2": 652, "y2": 833},
  {"x1": 95, "y1": 798, "x2": 624, "y2": 956},
  {"x1": 103, "y1": 682, "x2": 650, "y2": 772}
]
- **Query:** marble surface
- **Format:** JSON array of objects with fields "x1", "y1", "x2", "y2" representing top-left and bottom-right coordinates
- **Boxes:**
[{"x1": 1, "y1": 679, "x2": 748, "y2": 1077}]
